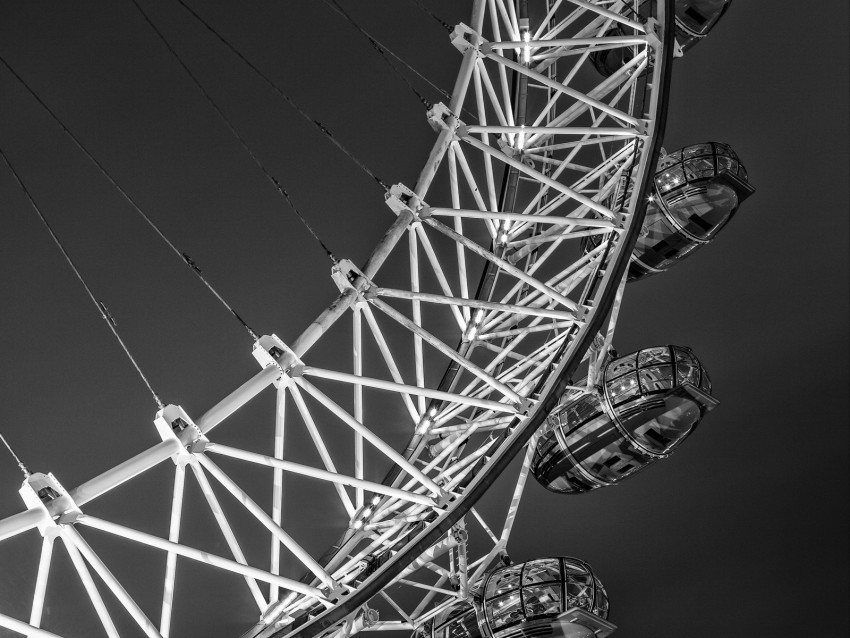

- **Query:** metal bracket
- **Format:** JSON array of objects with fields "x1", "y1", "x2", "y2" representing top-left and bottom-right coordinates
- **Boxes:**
[
  {"x1": 19, "y1": 472, "x2": 82, "y2": 531},
  {"x1": 252, "y1": 334, "x2": 299, "y2": 386},
  {"x1": 450, "y1": 22, "x2": 480, "y2": 53},
  {"x1": 384, "y1": 183, "x2": 420, "y2": 217},
  {"x1": 154, "y1": 404, "x2": 209, "y2": 456},
  {"x1": 426, "y1": 103, "x2": 460, "y2": 134}
]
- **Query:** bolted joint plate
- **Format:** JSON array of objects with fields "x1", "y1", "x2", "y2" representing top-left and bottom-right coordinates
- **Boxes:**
[
  {"x1": 426, "y1": 103, "x2": 460, "y2": 134},
  {"x1": 253, "y1": 334, "x2": 299, "y2": 384},
  {"x1": 154, "y1": 404, "x2": 209, "y2": 456},
  {"x1": 450, "y1": 22, "x2": 479, "y2": 53},
  {"x1": 19, "y1": 472, "x2": 83, "y2": 531}
]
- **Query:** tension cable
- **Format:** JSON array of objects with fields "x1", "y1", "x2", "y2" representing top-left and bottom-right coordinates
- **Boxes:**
[
  {"x1": 323, "y1": 0, "x2": 439, "y2": 110},
  {"x1": 129, "y1": 0, "x2": 337, "y2": 266},
  {"x1": 0, "y1": 143, "x2": 165, "y2": 410},
  {"x1": 406, "y1": 0, "x2": 454, "y2": 33},
  {"x1": 0, "y1": 53, "x2": 259, "y2": 341},
  {"x1": 0, "y1": 430, "x2": 30, "y2": 478},
  {"x1": 176, "y1": 0, "x2": 389, "y2": 192}
]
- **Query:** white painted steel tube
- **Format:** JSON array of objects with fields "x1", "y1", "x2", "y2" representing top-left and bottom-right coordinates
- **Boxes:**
[
  {"x1": 194, "y1": 454, "x2": 337, "y2": 590},
  {"x1": 160, "y1": 465, "x2": 185, "y2": 638},
  {"x1": 368, "y1": 298, "x2": 523, "y2": 404},
  {"x1": 300, "y1": 366, "x2": 518, "y2": 414},
  {"x1": 64, "y1": 526, "x2": 163, "y2": 638},
  {"x1": 374, "y1": 288, "x2": 576, "y2": 322},
  {"x1": 76, "y1": 515, "x2": 325, "y2": 600},
  {"x1": 293, "y1": 377, "x2": 446, "y2": 497},
  {"x1": 189, "y1": 462, "x2": 267, "y2": 610},
  {"x1": 69, "y1": 438, "x2": 182, "y2": 506},
  {"x1": 205, "y1": 443, "x2": 435, "y2": 507},
  {"x1": 488, "y1": 35, "x2": 649, "y2": 49},
  {"x1": 0, "y1": 507, "x2": 47, "y2": 543},
  {"x1": 425, "y1": 207, "x2": 616, "y2": 228},
  {"x1": 60, "y1": 529, "x2": 121, "y2": 638},
  {"x1": 29, "y1": 534, "x2": 54, "y2": 630},
  {"x1": 463, "y1": 125, "x2": 640, "y2": 137},
  {"x1": 0, "y1": 611, "x2": 65, "y2": 638},
  {"x1": 197, "y1": 364, "x2": 280, "y2": 434}
]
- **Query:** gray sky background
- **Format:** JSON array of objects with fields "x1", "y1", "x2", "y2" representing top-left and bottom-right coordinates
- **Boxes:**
[{"x1": 0, "y1": 2, "x2": 847, "y2": 637}]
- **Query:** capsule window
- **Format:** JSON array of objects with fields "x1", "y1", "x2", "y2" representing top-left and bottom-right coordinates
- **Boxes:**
[
  {"x1": 683, "y1": 143, "x2": 712, "y2": 159},
  {"x1": 634, "y1": 209, "x2": 701, "y2": 269},
  {"x1": 487, "y1": 592, "x2": 523, "y2": 629},
  {"x1": 684, "y1": 157, "x2": 715, "y2": 180},
  {"x1": 605, "y1": 352, "x2": 637, "y2": 381},
  {"x1": 625, "y1": 396, "x2": 701, "y2": 454},
  {"x1": 716, "y1": 155, "x2": 736, "y2": 173},
  {"x1": 675, "y1": 358, "x2": 701, "y2": 386},
  {"x1": 670, "y1": 182, "x2": 739, "y2": 240},
  {"x1": 523, "y1": 559, "x2": 561, "y2": 585},
  {"x1": 655, "y1": 165, "x2": 686, "y2": 193},
  {"x1": 639, "y1": 365, "x2": 675, "y2": 393},
  {"x1": 608, "y1": 372, "x2": 640, "y2": 405},
  {"x1": 580, "y1": 434, "x2": 647, "y2": 483},
  {"x1": 487, "y1": 566, "x2": 523, "y2": 597},
  {"x1": 523, "y1": 584, "x2": 562, "y2": 617},
  {"x1": 638, "y1": 347, "x2": 671, "y2": 366}
]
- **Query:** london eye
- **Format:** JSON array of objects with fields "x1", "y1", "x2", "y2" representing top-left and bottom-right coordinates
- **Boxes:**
[{"x1": 0, "y1": 2, "x2": 847, "y2": 638}]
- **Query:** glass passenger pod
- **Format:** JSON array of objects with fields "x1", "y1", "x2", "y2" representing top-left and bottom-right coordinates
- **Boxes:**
[
  {"x1": 629, "y1": 142, "x2": 754, "y2": 280},
  {"x1": 531, "y1": 346, "x2": 719, "y2": 494},
  {"x1": 590, "y1": 1, "x2": 733, "y2": 77},
  {"x1": 673, "y1": 0, "x2": 733, "y2": 51},
  {"x1": 480, "y1": 558, "x2": 611, "y2": 638},
  {"x1": 415, "y1": 601, "x2": 482, "y2": 638}
]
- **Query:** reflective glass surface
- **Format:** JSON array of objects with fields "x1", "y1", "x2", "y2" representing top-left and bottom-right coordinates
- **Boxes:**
[
  {"x1": 675, "y1": 0, "x2": 730, "y2": 35},
  {"x1": 632, "y1": 202, "x2": 703, "y2": 272},
  {"x1": 524, "y1": 559, "x2": 561, "y2": 585},
  {"x1": 523, "y1": 584, "x2": 561, "y2": 617},
  {"x1": 667, "y1": 183, "x2": 739, "y2": 240},
  {"x1": 487, "y1": 592, "x2": 522, "y2": 629},
  {"x1": 624, "y1": 393, "x2": 702, "y2": 454},
  {"x1": 481, "y1": 558, "x2": 609, "y2": 636},
  {"x1": 487, "y1": 565, "x2": 522, "y2": 597},
  {"x1": 533, "y1": 346, "x2": 713, "y2": 493}
]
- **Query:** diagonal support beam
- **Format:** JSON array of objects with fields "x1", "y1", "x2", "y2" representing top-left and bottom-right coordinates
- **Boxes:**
[
  {"x1": 205, "y1": 443, "x2": 436, "y2": 507},
  {"x1": 194, "y1": 454, "x2": 338, "y2": 591},
  {"x1": 75, "y1": 515, "x2": 326, "y2": 600}
]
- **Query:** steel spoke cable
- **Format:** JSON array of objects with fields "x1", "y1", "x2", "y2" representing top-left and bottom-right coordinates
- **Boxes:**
[
  {"x1": 177, "y1": 0, "x2": 389, "y2": 192},
  {"x1": 406, "y1": 0, "x2": 454, "y2": 33},
  {"x1": 322, "y1": 0, "x2": 457, "y2": 115},
  {"x1": 0, "y1": 430, "x2": 30, "y2": 477},
  {"x1": 0, "y1": 143, "x2": 165, "y2": 410},
  {"x1": 0, "y1": 53, "x2": 259, "y2": 341},
  {"x1": 128, "y1": 0, "x2": 338, "y2": 266}
]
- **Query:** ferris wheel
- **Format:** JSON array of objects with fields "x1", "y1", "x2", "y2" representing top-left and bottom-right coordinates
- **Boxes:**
[{"x1": 0, "y1": 2, "x2": 755, "y2": 638}]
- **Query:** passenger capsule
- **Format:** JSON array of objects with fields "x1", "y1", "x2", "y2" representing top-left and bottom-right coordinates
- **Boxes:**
[
  {"x1": 532, "y1": 346, "x2": 717, "y2": 494},
  {"x1": 415, "y1": 601, "x2": 481, "y2": 638},
  {"x1": 631, "y1": 142, "x2": 754, "y2": 279},
  {"x1": 591, "y1": 0, "x2": 733, "y2": 76},
  {"x1": 480, "y1": 558, "x2": 613, "y2": 638},
  {"x1": 584, "y1": 142, "x2": 754, "y2": 280}
]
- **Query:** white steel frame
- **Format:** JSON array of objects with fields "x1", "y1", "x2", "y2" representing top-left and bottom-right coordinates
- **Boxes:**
[{"x1": 0, "y1": 2, "x2": 673, "y2": 637}]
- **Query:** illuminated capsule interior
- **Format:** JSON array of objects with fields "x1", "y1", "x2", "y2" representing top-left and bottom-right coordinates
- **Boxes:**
[
  {"x1": 480, "y1": 558, "x2": 610, "y2": 638},
  {"x1": 591, "y1": 0, "x2": 733, "y2": 76},
  {"x1": 416, "y1": 601, "x2": 482, "y2": 638},
  {"x1": 584, "y1": 142, "x2": 754, "y2": 280},
  {"x1": 532, "y1": 346, "x2": 717, "y2": 494},
  {"x1": 631, "y1": 142, "x2": 753, "y2": 279}
]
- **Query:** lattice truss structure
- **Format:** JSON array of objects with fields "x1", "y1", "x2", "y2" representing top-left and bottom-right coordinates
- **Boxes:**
[{"x1": 0, "y1": 1, "x2": 673, "y2": 637}]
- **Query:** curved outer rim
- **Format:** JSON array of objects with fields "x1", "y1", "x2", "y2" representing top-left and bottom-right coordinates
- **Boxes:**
[{"x1": 275, "y1": 2, "x2": 677, "y2": 637}]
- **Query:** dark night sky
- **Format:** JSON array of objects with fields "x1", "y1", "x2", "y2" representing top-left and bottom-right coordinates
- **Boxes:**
[{"x1": 0, "y1": 2, "x2": 847, "y2": 638}]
